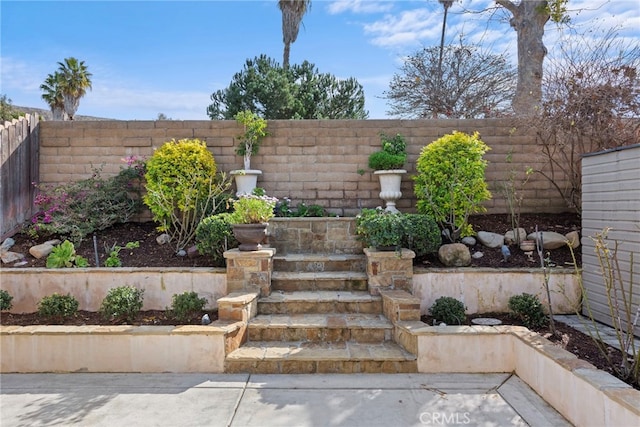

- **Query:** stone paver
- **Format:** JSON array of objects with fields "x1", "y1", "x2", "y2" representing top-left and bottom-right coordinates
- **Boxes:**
[{"x1": 0, "y1": 373, "x2": 571, "y2": 427}]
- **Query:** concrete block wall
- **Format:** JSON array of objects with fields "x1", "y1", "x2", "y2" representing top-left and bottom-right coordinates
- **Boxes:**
[{"x1": 38, "y1": 119, "x2": 570, "y2": 216}]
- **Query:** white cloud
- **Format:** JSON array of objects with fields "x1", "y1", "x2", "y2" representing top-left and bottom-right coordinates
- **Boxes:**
[
  {"x1": 327, "y1": 0, "x2": 394, "y2": 15},
  {"x1": 0, "y1": 57, "x2": 47, "y2": 94}
]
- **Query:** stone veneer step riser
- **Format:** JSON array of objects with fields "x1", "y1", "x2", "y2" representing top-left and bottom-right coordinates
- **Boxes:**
[
  {"x1": 248, "y1": 327, "x2": 391, "y2": 343},
  {"x1": 257, "y1": 300, "x2": 383, "y2": 315},
  {"x1": 225, "y1": 360, "x2": 418, "y2": 374},
  {"x1": 272, "y1": 257, "x2": 366, "y2": 273},
  {"x1": 270, "y1": 278, "x2": 368, "y2": 293}
]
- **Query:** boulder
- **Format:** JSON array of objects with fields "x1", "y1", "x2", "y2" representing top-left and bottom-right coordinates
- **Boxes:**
[
  {"x1": 504, "y1": 228, "x2": 527, "y2": 245},
  {"x1": 526, "y1": 231, "x2": 568, "y2": 250},
  {"x1": 461, "y1": 236, "x2": 476, "y2": 246},
  {"x1": 438, "y1": 243, "x2": 471, "y2": 267},
  {"x1": 476, "y1": 231, "x2": 504, "y2": 248},
  {"x1": 29, "y1": 240, "x2": 60, "y2": 259},
  {"x1": 566, "y1": 231, "x2": 580, "y2": 249}
]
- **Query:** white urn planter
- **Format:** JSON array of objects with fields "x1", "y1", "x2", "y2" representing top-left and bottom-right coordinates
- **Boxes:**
[
  {"x1": 231, "y1": 169, "x2": 262, "y2": 196},
  {"x1": 374, "y1": 169, "x2": 406, "y2": 213}
]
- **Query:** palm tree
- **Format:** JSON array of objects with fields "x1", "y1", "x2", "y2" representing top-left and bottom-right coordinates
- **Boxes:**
[
  {"x1": 437, "y1": 1, "x2": 454, "y2": 76},
  {"x1": 40, "y1": 72, "x2": 67, "y2": 121},
  {"x1": 56, "y1": 57, "x2": 92, "y2": 120},
  {"x1": 278, "y1": 0, "x2": 311, "y2": 68}
]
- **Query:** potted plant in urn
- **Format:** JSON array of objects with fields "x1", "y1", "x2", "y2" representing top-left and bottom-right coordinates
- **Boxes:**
[
  {"x1": 229, "y1": 189, "x2": 278, "y2": 251},
  {"x1": 230, "y1": 110, "x2": 269, "y2": 196},
  {"x1": 368, "y1": 132, "x2": 407, "y2": 213}
]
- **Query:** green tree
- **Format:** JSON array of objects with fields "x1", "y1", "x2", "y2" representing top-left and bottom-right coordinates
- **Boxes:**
[
  {"x1": 385, "y1": 44, "x2": 516, "y2": 118},
  {"x1": 207, "y1": 55, "x2": 368, "y2": 120},
  {"x1": 40, "y1": 72, "x2": 67, "y2": 121},
  {"x1": 279, "y1": 0, "x2": 311, "y2": 69},
  {"x1": 0, "y1": 95, "x2": 24, "y2": 121},
  {"x1": 56, "y1": 57, "x2": 92, "y2": 120}
]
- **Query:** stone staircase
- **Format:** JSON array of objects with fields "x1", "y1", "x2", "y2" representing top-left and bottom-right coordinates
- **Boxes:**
[{"x1": 222, "y1": 218, "x2": 419, "y2": 374}]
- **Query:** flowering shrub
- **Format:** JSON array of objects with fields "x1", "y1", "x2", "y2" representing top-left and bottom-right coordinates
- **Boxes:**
[{"x1": 26, "y1": 161, "x2": 144, "y2": 244}]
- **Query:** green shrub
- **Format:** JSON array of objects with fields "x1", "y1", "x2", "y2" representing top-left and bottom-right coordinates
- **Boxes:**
[
  {"x1": 508, "y1": 293, "x2": 548, "y2": 329},
  {"x1": 27, "y1": 162, "x2": 144, "y2": 244},
  {"x1": 37, "y1": 293, "x2": 79, "y2": 323},
  {"x1": 355, "y1": 208, "x2": 405, "y2": 249},
  {"x1": 46, "y1": 240, "x2": 89, "y2": 268},
  {"x1": 143, "y1": 138, "x2": 232, "y2": 251},
  {"x1": 413, "y1": 131, "x2": 491, "y2": 241},
  {"x1": 0, "y1": 289, "x2": 13, "y2": 311},
  {"x1": 429, "y1": 296, "x2": 467, "y2": 325},
  {"x1": 100, "y1": 286, "x2": 144, "y2": 324},
  {"x1": 402, "y1": 214, "x2": 441, "y2": 257},
  {"x1": 368, "y1": 133, "x2": 407, "y2": 170},
  {"x1": 195, "y1": 213, "x2": 238, "y2": 265},
  {"x1": 104, "y1": 241, "x2": 140, "y2": 267},
  {"x1": 169, "y1": 291, "x2": 207, "y2": 323}
]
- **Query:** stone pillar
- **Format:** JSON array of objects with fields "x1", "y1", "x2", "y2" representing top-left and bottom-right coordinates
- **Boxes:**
[
  {"x1": 364, "y1": 248, "x2": 415, "y2": 295},
  {"x1": 223, "y1": 248, "x2": 276, "y2": 297}
]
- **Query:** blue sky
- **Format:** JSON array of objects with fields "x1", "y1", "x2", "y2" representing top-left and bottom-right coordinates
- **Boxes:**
[{"x1": 2, "y1": 0, "x2": 639, "y2": 120}]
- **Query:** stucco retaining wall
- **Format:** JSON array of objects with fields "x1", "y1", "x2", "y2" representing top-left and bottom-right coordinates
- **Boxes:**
[
  {"x1": 413, "y1": 268, "x2": 580, "y2": 315},
  {"x1": 1, "y1": 268, "x2": 226, "y2": 313}
]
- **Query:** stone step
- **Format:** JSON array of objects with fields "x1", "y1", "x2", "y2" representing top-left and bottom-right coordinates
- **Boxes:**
[
  {"x1": 271, "y1": 271, "x2": 368, "y2": 292},
  {"x1": 258, "y1": 291, "x2": 382, "y2": 315},
  {"x1": 273, "y1": 253, "x2": 366, "y2": 273},
  {"x1": 225, "y1": 341, "x2": 417, "y2": 374},
  {"x1": 248, "y1": 313, "x2": 393, "y2": 343}
]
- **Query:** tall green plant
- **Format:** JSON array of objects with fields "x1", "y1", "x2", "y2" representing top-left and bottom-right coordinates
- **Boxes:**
[
  {"x1": 144, "y1": 138, "x2": 232, "y2": 251},
  {"x1": 413, "y1": 131, "x2": 491, "y2": 241},
  {"x1": 234, "y1": 110, "x2": 269, "y2": 170}
]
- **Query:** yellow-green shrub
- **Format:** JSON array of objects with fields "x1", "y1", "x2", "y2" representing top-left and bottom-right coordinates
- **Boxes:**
[
  {"x1": 413, "y1": 131, "x2": 491, "y2": 240},
  {"x1": 144, "y1": 138, "x2": 231, "y2": 250}
]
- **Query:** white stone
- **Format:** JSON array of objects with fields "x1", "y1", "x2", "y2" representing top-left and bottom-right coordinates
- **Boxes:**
[
  {"x1": 156, "y1": 234, "x2": 171, "y2": 245},
  {"x1": 1, "y1": 237, "x2": 15, "y2": 251},
  {"x1": 1, "y1": 251, "x2": 24, "y2": 264},
  {"x1": 461, "y1": 236, "x2": 476, "y2": 246},
  {"x1": 476, "y1": 231, "x2": 504, "y2": 248},
  {"x1": 526, "y1": 231, "x2": 568, "y2": 250},
  {"x1": 504, "y1": 228, "x2": 527, "y2": 245},
  {"x1": 472, "y1": 251, "x2": 484, "y2": 259}
]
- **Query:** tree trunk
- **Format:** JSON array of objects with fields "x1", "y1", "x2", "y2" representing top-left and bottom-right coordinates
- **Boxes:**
[
  {"x1": 283, "y1": 42, "x2": 291, "y2": 69},
  {"x1": 496, "y1": 0, "x2": 549, "y2": 115}
]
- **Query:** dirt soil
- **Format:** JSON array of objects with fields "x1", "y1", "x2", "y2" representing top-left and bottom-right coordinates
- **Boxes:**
[{"x1": 5, "y1": 213, "x2": 581, "y2": 269}]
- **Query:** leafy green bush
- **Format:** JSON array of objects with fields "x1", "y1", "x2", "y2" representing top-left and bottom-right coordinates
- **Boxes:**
[
  {"x1": 229, "y1": 193, "x2": 278, "y2": 224},
  {"x1": 27, "y1": 162, "x2": 144, "y2": 244},
  {"x1": 508, "y1": 293, "x2": 548, "y2": 329},
  {"x1": 143, "y1": 138, "x2": 232, "y2": 251},
  {"x1": 195, "y1": 213, "x2": 238, "y2": 265},
  {"x1": 0, "y1": 289, "x2": 13, "y2": 311},
  {"x1": 402, "y1": 214, "x2": 441, "y2": 257},
  {"x1": 413, "y1": 131, "x2": 491, "y2": 241},
  {"x1": 275, "y1": 198, "x2": 330, "y2": 217},
  {"x1": 368, "y1": 133, "x2": 407, "y2": 170},
  {"x1": 37, "y1": 293, "x2": 79, "y2": 323},
  {"x1": 169, "y1": 291, "x2": 207, "y2": 323},
  {"x1": 100, "y1": 286, "x2": 144, "y2": 324},
  {"x1": 46, "y1": 240, "x2": 89, "y2": 268},
  {"x1": 429, "y1": 296, "x2": 467, "y2": 325},
  {"x1": 355, "y1": 208, "x2": 405, "y2": 249}
]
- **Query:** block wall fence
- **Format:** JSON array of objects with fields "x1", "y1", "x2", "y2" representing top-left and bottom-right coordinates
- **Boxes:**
[{"x1": 38, "y1": 119, "x2": 570, "y2": 216}]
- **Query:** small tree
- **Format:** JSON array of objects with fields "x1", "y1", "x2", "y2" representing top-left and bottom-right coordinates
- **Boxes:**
[
  {"x1": 234, "y1": 110, "x2": 269, "y2": 171},
  {"x1": 413, "y1": 131, "x2": 491, "y2": 241}
]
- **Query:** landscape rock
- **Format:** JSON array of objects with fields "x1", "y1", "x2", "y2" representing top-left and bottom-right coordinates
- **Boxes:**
[
  {"x1": 527, "y1": 231, "x2": 568, "y2": 250},
  {"x1": 1, "y1": 251, "x2": 24, "y2": 264},
  {"x1": 504, "y1": 228, "x2": 527, "y2": 245},
  {"x1": 438, "y1": 243, "x2": 471, "y2": 267},
  {"x1": 187, "y1": 245, "x2": 200, "y2": 258},
  {"x1": 471, "y1": 251, "x2": 484, "y2": 259},
  {"x1": 565, "y1": 231, "x2": 580, "y2": 249},
  {"x1": 156, "y1": 234, "x2": 171, "y2": 245},
  {"x1": 1, "y1": 237, "x2": 15, "y2": 251},
  {"x1": 461, "y1": 236, "x2": 476, "y2": 246},
  {"x1": 476, "y1": 231, "x2": 504, "y2": 248},
  {"x1": 29, "y1": 240, "x2": 60, "y2": 259}
]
